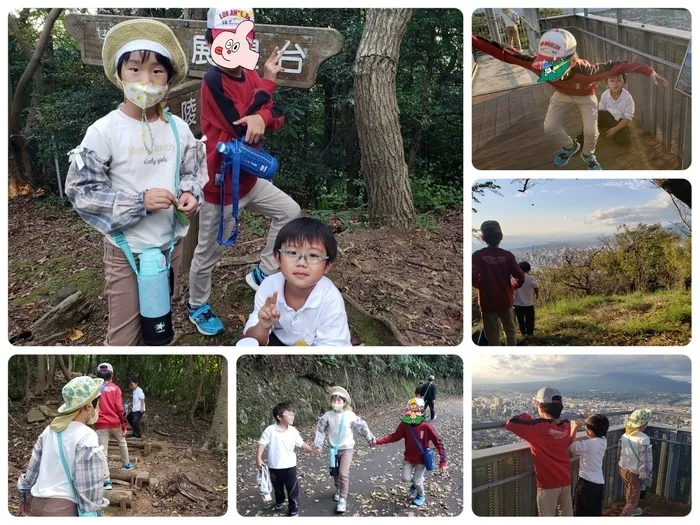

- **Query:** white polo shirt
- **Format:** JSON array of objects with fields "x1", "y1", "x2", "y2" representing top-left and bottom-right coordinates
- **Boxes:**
[
  {"x1": 513, "y1": 274, "x2": 538, "y2": 307},
  {"x1": 258, "y1": 424, "x2": 304, "y2": 469},
  {"x1": 244, "y1": 272, "x2": 351, "y2": 346},
  {"x1": 599, "y1": 88, "x2": 635, "y2": 121},
  {"x1": 569, "y1": 436, "x2": 607, "y2": 484}
]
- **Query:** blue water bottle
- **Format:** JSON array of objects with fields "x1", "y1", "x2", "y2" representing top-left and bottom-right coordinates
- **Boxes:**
[
  {"x1": 137, "y1": 248, "x2": 173, "y2": 345},
  {"x1": 329, "y1": 447, "x2": 338, "y2": 476}
]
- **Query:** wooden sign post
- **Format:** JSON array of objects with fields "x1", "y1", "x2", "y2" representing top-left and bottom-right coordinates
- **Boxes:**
[{"x1": 65, "y1": 14, "x2": 344, "y2": 136}]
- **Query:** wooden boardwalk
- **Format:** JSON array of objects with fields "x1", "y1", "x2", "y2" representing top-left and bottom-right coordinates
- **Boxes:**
[{"x1": 472, "y1": 83, "x2": 682, "y2": 170}]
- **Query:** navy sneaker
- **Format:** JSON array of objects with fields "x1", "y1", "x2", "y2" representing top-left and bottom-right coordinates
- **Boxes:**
[
  {"x1": 188, "y1": 303, "x2": 225, "y2": 336},
  {"x1": 553, "y1": 139, "x2": 581, "y2": 167},
  {"x1": 104, "y1": 480, "x2": 113, "y2": 490},
  {"x1": 274, "y1": 503, "x2": 285, "y2": 512},
  {"x1": 245, "y1": 266, "x2": 269, "y2": 292},
  {"x1": 581, "y1": 152, "x2": 602, "y2": 170}
]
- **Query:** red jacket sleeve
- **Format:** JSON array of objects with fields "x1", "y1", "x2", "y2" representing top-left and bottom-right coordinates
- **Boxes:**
[
  {"x1": 375, "y1": 423, "x2": 405, "y2": 446},
  {"x1": 570, "y1": 60, "x2": 655, "y2": 83},
  {"x1": 426, "y1": 425, "x2": 447, "y2": 467},
  {"x1": 509, "y1": 252, "x2": 525, "y2": 289},
  {"x1": 247, "y1": 76, "x2": 285, "y2": 131},
  {"x1": 472, "y1": 252, "x2": 482, "y2": 289},
  {"x1": 505, "y1": 414, "x2": 537, "y2": 441},
  {"x1": 472, "y1": 35, "x2": 537, "y2": 72}
]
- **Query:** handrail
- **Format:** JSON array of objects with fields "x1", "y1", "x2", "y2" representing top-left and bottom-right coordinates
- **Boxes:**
[
  {"x1": 574, "y1": 27, "x2": 683, "y2": 70},
  {"x1": 472, "y1": 429, "x2": 691, "y2": 494},
  {"x1": 473, "y1": 410, "x2": 690, "y2": 431}
]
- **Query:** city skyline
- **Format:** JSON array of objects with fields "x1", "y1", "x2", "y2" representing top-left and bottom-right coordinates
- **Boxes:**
[
  {"x1": 472, "y1": 179, "x2": 690, "y2": 249},
  {"x1": 472, "y1": 355, "x2": 692, "y2": 385}
]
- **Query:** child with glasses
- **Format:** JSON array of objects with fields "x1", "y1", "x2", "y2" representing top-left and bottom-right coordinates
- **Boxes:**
[{"x1": 243, "y1": 217, "x2": 351, "y2": 346}]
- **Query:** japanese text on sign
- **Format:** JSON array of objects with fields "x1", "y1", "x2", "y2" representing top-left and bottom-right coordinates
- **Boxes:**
[{"x1": 181, "y1": 98, "x2": 197, "y2": 126}]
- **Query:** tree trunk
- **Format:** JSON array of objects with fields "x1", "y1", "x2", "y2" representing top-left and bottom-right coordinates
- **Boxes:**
[
  {"x1": 341, "y1": 79, "x2": 360, "y2": 205},
  {"x1": 186, "y1": 355, "x2": 193, "y2": 386},
  {"x1": 56, "y1": 354, "x2": 72, "y2": 382},
  {"x1": 23, "y1": 355, "x2": 34, "y2": 405},
  {"x1": 202, "y1": 358, "x2": 227, "y2": 450},
  {"x1": 8, "y1": 8, "x2": 62, "y2": 183},
  {"x1": 354, "y1": 9, "x2": 415, "y2": 228},
  {"x1": 36, "y1": 355, "x2": 46, "y2": 396},
  {"x1": 190, "y1": 356, "x2": 209, "y2": 422},
  {"x1": 47, "y1": 356, "x2": 57, "y2": 390}
]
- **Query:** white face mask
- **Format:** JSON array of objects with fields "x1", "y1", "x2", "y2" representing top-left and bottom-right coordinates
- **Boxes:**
[
  {"x1": 87, "y1": 405, "x2": 99, "y2": 425},
  {"x1": 120, "y1": 80, "x2": 168, "y2": 109},
  {"x1": 332, "y1": 402, "x2": 344, "y2": 412}
]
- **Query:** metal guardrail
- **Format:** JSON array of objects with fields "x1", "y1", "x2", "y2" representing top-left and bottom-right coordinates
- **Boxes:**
[{"x1": 472, "y1": 422, "x2": 692, "y2": 516}]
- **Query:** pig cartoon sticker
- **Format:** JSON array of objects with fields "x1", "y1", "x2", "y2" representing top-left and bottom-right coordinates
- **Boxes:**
[{"x1": 210, "y1": 20, "x2": 259, "y2": 70}]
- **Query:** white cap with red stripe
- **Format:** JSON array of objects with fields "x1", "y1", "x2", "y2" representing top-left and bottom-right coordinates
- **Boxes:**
[{"x1": 534, "y1": 29, "x2": 577, "y2": 70}]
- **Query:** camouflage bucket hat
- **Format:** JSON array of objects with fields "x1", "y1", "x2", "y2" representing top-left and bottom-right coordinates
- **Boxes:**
[
  {"x1": 57, "y1": 376, "x2": 104, "y2": 414},
  {"x1": 626, "y1": 409, "x2": 652, "y2": 430}
]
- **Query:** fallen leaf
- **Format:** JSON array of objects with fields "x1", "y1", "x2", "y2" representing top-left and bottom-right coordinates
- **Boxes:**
[
  {"x1": 238, "y1": 314, "x2": 247, "y2": 324},
  {"x1": 68, "y1": 328, "x2": 84, "y2": 342}
]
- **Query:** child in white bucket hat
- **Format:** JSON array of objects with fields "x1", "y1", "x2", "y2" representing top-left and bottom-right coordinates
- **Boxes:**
[
  {"x1": 17, "y1": 376, "x2": 109, "y2": 516},
  {"x1": 65, "y1": 18, "x2": 209, "y2": 345}
]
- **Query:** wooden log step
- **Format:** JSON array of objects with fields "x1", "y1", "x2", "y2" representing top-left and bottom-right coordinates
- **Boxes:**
[
  {"x1": 108, "y1": 468, "x2": 151, "y2": 488},
  {"x1": 106, "y1": 488, "x2": 133, "y2": 510}
]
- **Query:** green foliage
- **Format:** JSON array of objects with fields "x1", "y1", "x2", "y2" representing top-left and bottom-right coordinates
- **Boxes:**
[
  {"x1": 412, "y1": 169, "x2": 463, "y2": 212},
  {"x1": 7, "y1": 355, "x2": 224, "y2": 415},
  {"x1": 241, "y1": 209, "x2": 266, "y2": 237}
]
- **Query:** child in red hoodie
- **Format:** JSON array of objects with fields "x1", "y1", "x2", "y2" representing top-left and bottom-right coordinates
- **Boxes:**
[
  {"x1": 472, "y1": 29, "x2": 668, "y2": 170},
  {"x1": 505, "y1": 387, "x2": 572, "y2": 516},
  {"x1": 472, "y1": 220, "x2": 524, "y2": 346},
  {"x1": 371, "y1": 398, "x2": 447, "y2": 506},
  {"x1": 94, "y1": 363, "x2": 133, "y2": 490},
  {"x1": 187, "y1": 9, "x2": 301, "y2": 337}
]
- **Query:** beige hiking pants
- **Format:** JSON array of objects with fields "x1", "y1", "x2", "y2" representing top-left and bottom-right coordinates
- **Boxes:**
[
  {"x1": 544, "y1": 91, "x2": 599, "y2": 156},
  {"x1": 189, "y1": 179, "x2": 300, "y2": 307},
  {"x1": 482, "y1": 309, "x2": 517, "y2": 346},
  {"x1": 536, "y1": 485, "x2": 573, "y2": 516}
]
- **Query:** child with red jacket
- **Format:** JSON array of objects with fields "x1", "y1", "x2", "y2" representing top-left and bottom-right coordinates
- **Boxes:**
[
  {"x1": 187, "y1": 8, "x2": 301, "y2": 337},
  {"x1": 371, "y1": 398, "x2": 447, "y2": 506},
  {"x1": 94, "y1": 363, "x2": 132, "y2": 490},
  {"x1": 473, "y1": 29, "x2": 668, "y2": 170},
  {"x1": 505, "y1": 387, "x2": 572, "y2": 516},
  {"x1": 472, "y1": 220, "x2": 524, "y2": 346}
]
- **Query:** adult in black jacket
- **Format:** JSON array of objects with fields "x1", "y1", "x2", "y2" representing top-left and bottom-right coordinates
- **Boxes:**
[{"x1": 420, "y1": 375, "x2": 437, "y2": 420}]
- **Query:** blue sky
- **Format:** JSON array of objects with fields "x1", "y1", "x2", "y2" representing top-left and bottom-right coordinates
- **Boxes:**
[{"x1": 472, "y1": 179, "x2": 688, "y2": 247}]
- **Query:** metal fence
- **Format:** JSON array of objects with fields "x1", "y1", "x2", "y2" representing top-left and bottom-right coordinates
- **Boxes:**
[
  {"x1": 472, "y1": 423, "x2": 692, "y2": 516},
  {"x1": 539, "y1": 13, "x2": 691, "y2": 168}
]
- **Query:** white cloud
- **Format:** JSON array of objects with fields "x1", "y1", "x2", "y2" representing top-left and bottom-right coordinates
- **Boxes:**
[
  {"x1": 564, "y1": 215, "x2": 572, "y2": 222},
  {"x1": 599, "y1": 180, "x2": 652, "y2": 191},
  {"x1": 473, "y1": 355, "x2": 691, "y2": 382},
  {"x1": 585, "y1": 192, "x2": 678, "y2": 226}
]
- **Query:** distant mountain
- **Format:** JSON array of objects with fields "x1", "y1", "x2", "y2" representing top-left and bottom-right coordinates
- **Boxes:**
[{"x1": 482, "y1": 372, "x2": 691, "y2": 394}]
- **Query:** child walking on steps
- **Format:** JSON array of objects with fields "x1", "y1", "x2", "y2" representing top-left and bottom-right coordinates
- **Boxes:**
[
  {"x1": 314, "y1": 387, "x2": 376, "y2": 514},
  {"x1": 472, "y1": 29, "x2": 668, "y2": 170},
  {"x1": 371, "y1": 397, "x2": 447, "y2": 506}
]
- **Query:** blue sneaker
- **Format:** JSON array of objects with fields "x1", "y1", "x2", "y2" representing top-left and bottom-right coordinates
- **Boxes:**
[
  {"x1": 581, "y1": 151, "x2": 602, "y2": 170},
  {"x1": 409, "y1": 485, "x2": 417, "y2": 496},
  {"x1": 413, "y1": 494, "x2": 425, "y2": 506},
  {"x1": 188, "y1": 303, "x2": 225, "y2": 336},
  {"x1": 245, "y1": 266, "x2": 269, "y2": 292},
  {"x1": 121, "y1": 462, "x2": 134, "y2": 471},
  {"x1": 553, "y1": 139, "x2": 581, "y2": 167},
  {"x1": 104, "y1": 480, "x2": 113, "y2": 490}
]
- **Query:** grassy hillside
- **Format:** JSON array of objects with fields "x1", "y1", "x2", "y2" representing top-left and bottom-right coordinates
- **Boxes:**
[{"x1": 473, "y1": 290, "x2": 691, "y2": 346}]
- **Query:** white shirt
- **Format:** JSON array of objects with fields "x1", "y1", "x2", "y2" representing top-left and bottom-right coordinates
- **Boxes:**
[
  {"x1": 599, "y1": 88, "x2": 635, "y2": 121},
  {"x1": 619, "y1": 432, "x2": 650, "y2": 474},
  {"x1": 244, "y1": 272, "x2": 351, "y2": 346},
  {"x1": 569, "y1": 437, "x2": 607, "y2": 484},
  {"x1": 132, "y1": 387, "x2": 145, "y2": 412},
  {"x1": 258, "y1": 424, "x2": 304, "y2": 469},
  {"x1": 513, "y1": 273, "x2": 538, "y2": 307},
  {"x1": 79, "y1": 108, "x2": 200, "y2": 253},
  {"x1": 500, "y1": 9, "x2": 518, "y2": 27},
  {"x1": 31, "y1": 422, "x2": 105, "y2": 500}
]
